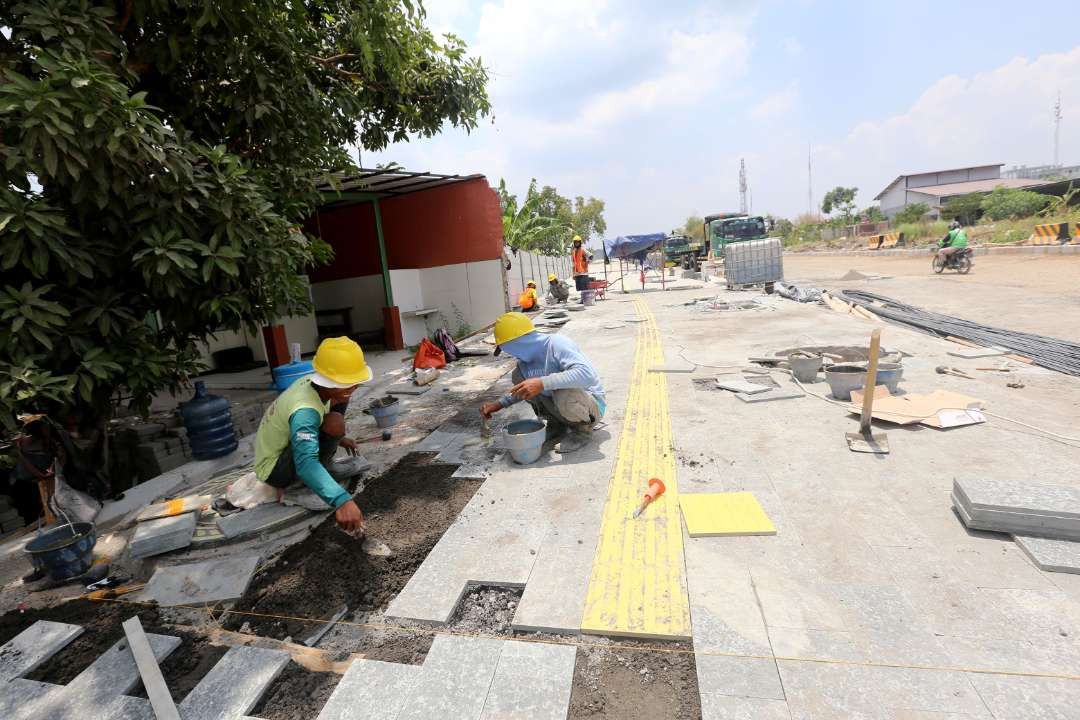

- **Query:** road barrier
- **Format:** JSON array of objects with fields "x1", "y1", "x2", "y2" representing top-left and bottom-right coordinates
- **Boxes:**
[
  {"x1": 1027, "y1": 222, "x2": 1070, "y2": 245},
  {"x1": 865, "y1": 231, "x2": 904, "y2": 249}
]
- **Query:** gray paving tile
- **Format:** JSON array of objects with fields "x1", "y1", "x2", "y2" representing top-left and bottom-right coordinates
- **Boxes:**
[
  {"x1": 179, "y1": 646, "x2": 289, "y2": 719},
  {"x1": 215, "y1": 502, "x2": 310, "y2": 539},
  {"x1": 15, "y1": 632, "x2": 180, "y2": 720},
  {"x1": 967, "y1": 672, "x2": 1080, "y2": 719},
  {"x1": 701, "y1": 694, "x2": 792, "y2": 720},
  {"x1": 777, "y1": 660, "x2": 987, "y2": 718},
  {"x1": 479, "y1": 640, "x2": 577, "y2": 720},
  {"x1": 396, "y1": 635, "x2": 503, "y2": 720},
  {"x1": 414, "y1": 430, "x2": 467, "y2": 453},
  {"x1": 141, "y1": 556, "x2": 259, "y2": 607},
  {"x1": 954, "y1": 500, "x2": 1080, "y2": 540},
  {"x1": 316, "y1": 658, "x2": 421, "y2": 720},
  {"x1": 1015, "y1": 535, "x2": 1080, "y2": 574},
  {"x1": 697, "y1": 655, "x2": 785, "y2": 700},
  {"x1": 0, "y1": 620, "x2": 83, "y2": 682},
  {"x1": 735, "y1": 387, "x2": 804, "y2": 403},
  {"x1": 129, "y1": 512, "x2": 197, "y2": 558},
  {"x1": 0, "y1": 679, "x2": 53, "y2": 719},
  {"x1": 954, "y1": 478, "x2": 1080, "y2": 518}
]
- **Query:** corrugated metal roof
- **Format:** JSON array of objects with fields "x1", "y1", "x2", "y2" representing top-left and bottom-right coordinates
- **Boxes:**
[
  {"x1": 873, "y1": 164, "x2": 1006, "y2": 200},
  {"x1": 316, "y1": 168, "x2": 485, "y2": 200},
  {"x1": 904, "y1": 178, "x2": 1044, "y2": 198}
]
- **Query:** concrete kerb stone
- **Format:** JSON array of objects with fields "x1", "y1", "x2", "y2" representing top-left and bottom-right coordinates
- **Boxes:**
[
  {"x1": 178, "y1": 646, "x2": 290, "y2": 720},
  {"x1": 0, "y1": 621, "x2": 83, "y2": 683}
]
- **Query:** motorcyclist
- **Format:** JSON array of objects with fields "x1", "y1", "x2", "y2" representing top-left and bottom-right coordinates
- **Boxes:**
[{"x1": 936, "y1": 220, "x2": 968, "y2": 262}]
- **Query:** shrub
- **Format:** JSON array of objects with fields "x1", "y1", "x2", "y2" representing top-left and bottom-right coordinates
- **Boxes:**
[
  {"x1": 980, "y1": 188, "x2": 1051, "y2": 220},
  {"x1": 893, "y1": 203, "x2": 930, "y2": 224}
]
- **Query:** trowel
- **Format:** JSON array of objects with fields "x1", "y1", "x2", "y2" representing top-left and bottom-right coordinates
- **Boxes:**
[{"x1": 846, "y1": 329, "x2": 889, "y2": 454}]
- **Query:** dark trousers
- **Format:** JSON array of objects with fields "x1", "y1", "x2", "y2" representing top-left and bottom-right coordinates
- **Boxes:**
[
  {"x1": 574, "y1": 275, "x2": 590, "y2": 291},
  {"x1": 264, "y1": 402, "x2": 347, "y2": 489}
]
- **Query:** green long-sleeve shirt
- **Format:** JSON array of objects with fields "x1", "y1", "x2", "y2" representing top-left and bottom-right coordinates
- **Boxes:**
[{"x1": 288, "y1": 407, "x2": 351, "y2": 509}]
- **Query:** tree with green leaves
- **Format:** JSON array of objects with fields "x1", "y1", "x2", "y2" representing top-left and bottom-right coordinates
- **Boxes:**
[
  {"x1": 893, "y1": 202, "x2": 930, "y2": 224},
  {"x1": 498, "y1": 180, "x2": 567, "y2": 255},
  {"x1": 534, "y1": 184, "x2": 606, "y2": 245},
  {"x1": 683, "y1": 215, "x2": 705, "y2": 244},
  {"x1": 941, "y1": 193, "x2": 986, "y2": 225},
  {"x1": 0, "y1": 1, "x2": 489, "y2": 468},
  {"x1": 979, "y1": 187, "x2": 1051, "y2": 220},
  {"x1": 821, "y1": 186, "x2": 858, "y2": 223},
  {"x1": 860, "y1": 206, "x2": 884, "y2": 222}
]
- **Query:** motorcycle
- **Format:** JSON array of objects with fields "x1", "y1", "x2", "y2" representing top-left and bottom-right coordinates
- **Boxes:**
[{"x1": 932, "y1": 246, "x2": 972, "y2": 274}]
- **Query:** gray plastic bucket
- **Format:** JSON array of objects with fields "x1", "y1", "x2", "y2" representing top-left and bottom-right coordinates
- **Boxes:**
[
  {"x1": 369, "y1": 398, "x2": 402, "y2": 428},
  {"x1": 874, "y1": 362, "x2": 904, "y2": 393},
  {"x1": 580, "y1": 290, "x2": 596, "y2": 306},
  {"x1": 788, "y1": 355, "x2": 822, "y2": 383},
  {"x1": 824, "y1": 364, "x2": 867, "y2": 401},
  {"x1": 504, "y1": 419, "x2": 546, "y2": 464}
]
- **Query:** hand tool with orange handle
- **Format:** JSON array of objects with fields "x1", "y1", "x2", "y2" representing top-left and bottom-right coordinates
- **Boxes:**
[{"x1": 632, "y1": 478, "x2": 666, "y2": 518}]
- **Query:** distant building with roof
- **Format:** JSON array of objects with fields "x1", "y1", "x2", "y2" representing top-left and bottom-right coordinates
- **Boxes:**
[{"x1": 874, "y1": 164, "x2": 1045, "y2": 219}]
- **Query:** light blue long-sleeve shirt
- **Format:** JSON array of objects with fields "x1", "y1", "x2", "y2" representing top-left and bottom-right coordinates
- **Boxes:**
[
  {"x1": 289, "y1": 408, "x2": 351, "y2": 509},
  {"x1": 497, "y1": 332, "x2": 606, "y2": 415}
]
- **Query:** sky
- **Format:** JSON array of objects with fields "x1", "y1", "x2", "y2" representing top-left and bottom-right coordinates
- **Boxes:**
[{"x1": 367, "y1": 0, "x2": 1080, "y2": 238}]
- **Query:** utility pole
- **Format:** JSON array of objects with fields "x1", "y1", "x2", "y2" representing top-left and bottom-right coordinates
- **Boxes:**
[
  {"x1": 739, "y1": 158, "x2": 748, "y2": 214},
  {"x1": 1053, "y1": 92, "x2": 1062, "y2": 167},
  {"x1": 807, "y1": 145, "x2": 813, "y2": 217}
]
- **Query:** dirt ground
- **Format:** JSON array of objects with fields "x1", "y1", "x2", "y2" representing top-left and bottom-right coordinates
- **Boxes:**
[{"x1": 784, "y1": 253, "x2": 1080, "y2": 337}]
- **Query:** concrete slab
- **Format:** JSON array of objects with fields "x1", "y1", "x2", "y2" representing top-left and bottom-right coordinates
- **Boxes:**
[
  {"x1": 953, "y1": 500, "x2": 1080, "y2": 540},
  {"x1": 316, "y1": 658, "x2": 422, "y2": 720},
  {"x1": 140, "y1": 556, "x2": 259, "y2": 606},
  {"x1": 954, "y1": 477, "x2": 1080, "y2": 518},
  {"x1": 716, "y1": 379, "x2": 770, "y2": 394},
  {"x1": 215, "y1": 502, "x2": 312, "y2": 539},
  {"x1": 478, "y1": 640, "x2": 577, "y2": 720},
  {"x1": 0, "y1": 620, "x2": 83, "y2": 682},
  {"x1": 396, "y1": 635, "x2": 503, "y2": 720},
  {"x1": 1015, "y1": 535, "x2": 1080, "y2": 574},
  {"x1": 0, "y1": 679, "x2": 54, "y2": 719},
  {"x1": 696, "y1": 656, "x2": 785, "y2": 700},
  {"x1": 700, "y1": 694, "x2": 792, "y2": 720},
  {"x1": 129, "y1": 511, "x2": 197, "y2": 558},
  {"x1": 122, "y1": 616, "x2": 180, "y2": 720},
  {"x1": 179, "y1": 646, "x2": 290, "y2": 720},
  {"x1": 135, "y1": 494, "x2": 212, "y2": 523},
  {"x1": 735, "y1": 387, "x2": 804, "y2": 403},
  {"x1": 967, "y1": 672, "x2": 1080, "y2": 720}
]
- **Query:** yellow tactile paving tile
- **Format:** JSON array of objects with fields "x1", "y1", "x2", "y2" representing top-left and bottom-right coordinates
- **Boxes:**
[
  {"x1": 679, "y1": 492, "x2": 777, "y2": 537},
  {"x1": 580, "y1": 297, "x2": 691, "y2": 640}
]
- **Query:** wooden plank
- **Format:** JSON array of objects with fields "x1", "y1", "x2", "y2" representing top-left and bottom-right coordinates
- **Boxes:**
[
  {"x1": 122, "y1": 616, "x2": 181, "y2": 720},
  {"x1": 580, "y1": 297, "x2": 690, "y2": 640}
]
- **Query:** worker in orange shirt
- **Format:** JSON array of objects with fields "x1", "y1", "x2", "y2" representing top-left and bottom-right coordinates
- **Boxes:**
[
  {"x1": 517, "y1": 280, "x2": 540, "y2": 312},
  {"x1": 571, "y1": 235, "x2": 591, "y2": 291}
]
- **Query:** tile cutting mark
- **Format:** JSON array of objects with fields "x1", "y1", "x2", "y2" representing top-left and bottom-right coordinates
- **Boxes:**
[{"x1": 580, "y1": 296, "x2": 691, "y2": 640}]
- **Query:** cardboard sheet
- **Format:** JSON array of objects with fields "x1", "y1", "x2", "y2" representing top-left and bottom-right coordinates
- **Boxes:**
[
  {"x1": 849, "y1": 387, "x2": 985, "y2": 428},
  {"x1": 679, "y1": 492, "x2": 776, "y2": 537}
]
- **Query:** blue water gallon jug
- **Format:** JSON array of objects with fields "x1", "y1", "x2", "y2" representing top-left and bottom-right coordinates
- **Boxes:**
[
  {"x1": 272, "y1": 360, "x2": 314, "y2": 392},
  {"x1": 180, "y1": 381, "x2": 239, "y2": 460}
]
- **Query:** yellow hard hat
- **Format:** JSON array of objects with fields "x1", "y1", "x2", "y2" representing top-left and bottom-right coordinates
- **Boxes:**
[
  {"x1": 527, "y1": 280, "x2": 537, "y2": 288},
  {"x1": 494, "y1": 312, "x2": 535, "y2": 346},
  {"x1": 572, "y1": 235, "x2": 582, "y2": 243},
  {"x1": 310, "y1": 336, "x2": 372, "y2": 387},
  {"x1": 547, "y1": 273, "x2": 557, "y2": 282}
]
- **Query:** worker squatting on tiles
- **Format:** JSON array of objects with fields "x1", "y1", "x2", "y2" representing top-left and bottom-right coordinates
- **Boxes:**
[
  {"x1": 480, "y1": 312, "x2": 606, "y2": 454},
  {"x1": 252, "y1": 337, "x2": 371, "y2": 533}
]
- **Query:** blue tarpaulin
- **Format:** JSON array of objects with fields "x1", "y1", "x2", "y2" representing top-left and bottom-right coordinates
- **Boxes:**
[{"x1": 603, "y1": 233, "x2": 665, "y2": 261}]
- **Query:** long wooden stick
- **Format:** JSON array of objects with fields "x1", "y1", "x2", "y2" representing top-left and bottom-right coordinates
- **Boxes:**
[{"x1": 859, "y1": 329, "x2": 882, "y2": 435}]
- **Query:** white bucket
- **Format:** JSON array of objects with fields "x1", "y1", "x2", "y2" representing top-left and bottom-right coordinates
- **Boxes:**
[{"x1": 580, "y1": 290, "x2": 596, "y2": 306}]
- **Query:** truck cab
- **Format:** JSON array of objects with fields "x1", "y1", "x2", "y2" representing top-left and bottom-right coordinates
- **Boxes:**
[{"x1": 710, "y1": 215, "x2": 769, "y2": 256}]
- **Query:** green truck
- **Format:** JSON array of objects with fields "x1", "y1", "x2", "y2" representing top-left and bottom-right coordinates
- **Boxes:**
[
  {"x1": 705, "y1": 213, "x2": 772, "y2": 257},
  {"x1": 663, "y1": 233, "x2": 700, "y2": 269}
]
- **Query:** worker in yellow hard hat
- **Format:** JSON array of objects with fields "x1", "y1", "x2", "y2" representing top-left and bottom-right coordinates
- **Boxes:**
[
  {"x1": 252, "y1": 337, "x2": 372, "y2": 532},
  {"x1": 546, "y1": 272, "x2": 569, "y2": 303},
  {"x1": 481, "y1": 312, "x2": 605, "y2": 454},
  {"x1": 517, "y1": 280, "x2": 540, "y2": 312}
]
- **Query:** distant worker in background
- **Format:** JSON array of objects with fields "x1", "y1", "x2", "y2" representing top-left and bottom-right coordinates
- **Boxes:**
[
  {"x1": 937, "y1": 220, "x2": 968, "y2": 261},
  {"x1": 481, "y1": 312, "x2": 605, "y2": 453},
  {"x1": 546, "y1": 273, "x2": 570, "y2": 303},
  {"x1": 517, "y1": 280, "x2": 540, "y2": 312},
  {"x1": 252, "y1": 337, "x2": 371, "y2": 532},
  {"x1": 571, "y1": 235, "x2": 591, "y2": 291}
]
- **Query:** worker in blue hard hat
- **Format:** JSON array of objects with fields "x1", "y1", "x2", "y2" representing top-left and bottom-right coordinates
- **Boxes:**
[{"x1": 480, "y1": 312, "x2": 605, "y2": 454}]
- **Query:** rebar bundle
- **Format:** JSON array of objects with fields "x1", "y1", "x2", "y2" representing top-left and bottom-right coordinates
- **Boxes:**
[{"x1": 835, "y1": 290, "x2": 1080, "y2": 377}]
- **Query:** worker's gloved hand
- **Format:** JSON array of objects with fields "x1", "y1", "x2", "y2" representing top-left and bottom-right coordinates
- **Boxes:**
[
  {"x1": 334, "y1": 499, "x2": 365, "y2": 534},
  {"x1": 479, "y1": 402, "x2": 502, "y2": 419},
  {"x1": 510, "y1": 378, "x2": 544, "y2": 401},
  {"x1": 339, "y1": 437, "x2": 358, "y2": 456}
]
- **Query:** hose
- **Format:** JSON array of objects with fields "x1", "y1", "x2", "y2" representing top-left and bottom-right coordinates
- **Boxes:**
[{"x1": 834, "y1": 290, "x2": 1080, "y2": 377}]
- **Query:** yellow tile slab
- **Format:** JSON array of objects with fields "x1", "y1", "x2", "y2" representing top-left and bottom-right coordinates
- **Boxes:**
[
  {"x1": 580, "y1": 298, "x2": 691, "y2": 640},
  {"x1": 679, "y1": 492, "x2": 776, "y2": 537}
]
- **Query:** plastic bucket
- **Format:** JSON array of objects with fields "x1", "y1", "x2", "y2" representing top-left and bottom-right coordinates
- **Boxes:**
[
  {"x1": 504, "y1": 419, "x2": 546, "y2": 465},
  {"x1": 581, "y1": 290, "x2": 596, "y2": 306},
  {"x1": 272, "y1": 361, "x2": 314, "y2": 392},
  {"x1": 788, "y1": 355, "x2": 822, "y2": 383},
  {"x1": 874, "y1": 362, "x2": 904, "y2": 393},
  {"x1": 824, "y1": 364, "x2": 867, "y2": 401},
  {"x1": 369, "y1": 398, "x2": 402, "y2": 428},
  {"x1": 24, "y1": 522, "x2": 97, "y2": 581}
]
